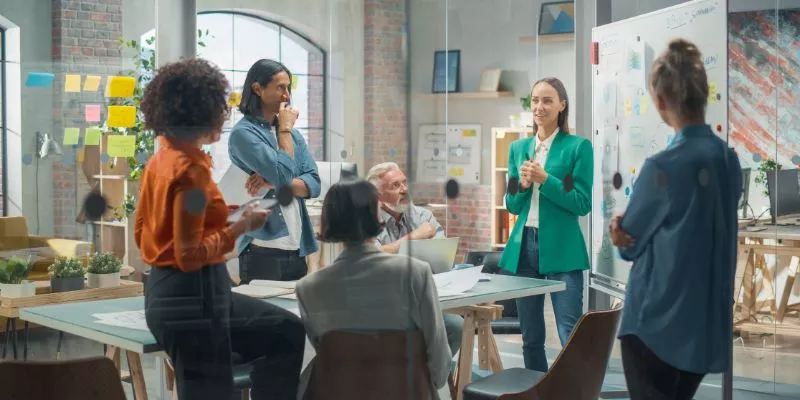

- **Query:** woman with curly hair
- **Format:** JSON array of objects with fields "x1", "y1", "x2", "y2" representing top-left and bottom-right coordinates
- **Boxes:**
[{"x1": 135, "y1": 58, "x2": 306, "y2": 400}]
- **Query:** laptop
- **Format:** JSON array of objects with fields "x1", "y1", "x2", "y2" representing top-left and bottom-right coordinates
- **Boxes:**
[{"x1": 398, "y1": 237, "x2": 460, "y2": 274}]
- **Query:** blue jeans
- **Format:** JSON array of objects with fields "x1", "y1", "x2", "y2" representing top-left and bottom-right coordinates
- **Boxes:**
[
  {"x1": 515, "y1": 227, "x2": 584, "y2": 372},
  {"x1": 443, "y1": 312, "x2": 463, "y2": 358}
]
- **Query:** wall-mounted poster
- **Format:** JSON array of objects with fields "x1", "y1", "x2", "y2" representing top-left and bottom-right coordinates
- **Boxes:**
[
  {"x1": 416, "y1": 124, "x2": 481, "y2": 184},
  {"x1": 432, "y1": 50, "x2": 460, "y2": 93},
  {"x1": 539, "y1": 1, "x2": 575, "y2": 35}
]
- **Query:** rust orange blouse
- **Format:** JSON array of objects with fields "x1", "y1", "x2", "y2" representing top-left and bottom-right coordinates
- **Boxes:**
[{"x1": 134, "y1": 137, "x2": 236, "y2": 272}]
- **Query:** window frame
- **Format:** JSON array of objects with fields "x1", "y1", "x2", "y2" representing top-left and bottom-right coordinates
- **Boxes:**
[{"x1": 1, "y1": 26, "x2": 7, "y2": 215}]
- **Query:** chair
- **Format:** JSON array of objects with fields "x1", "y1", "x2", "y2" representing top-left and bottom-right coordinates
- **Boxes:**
[
  {"x1": 0, "y1": 356, "x2": 126, "y2": 400},
  {"x1": 464, "y1": 251, "x2": 519, "y2": 333},
  {"x1": 305, "y1": 330, "x2": 436, "y2": 400},
  {"x1": 462, "y1": 307, "x2": 623, "y2": 400}
]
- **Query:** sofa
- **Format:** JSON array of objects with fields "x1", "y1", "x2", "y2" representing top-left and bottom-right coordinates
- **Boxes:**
[{"x1": 0, "y1": 216, "x2": 94, "y2": 282}]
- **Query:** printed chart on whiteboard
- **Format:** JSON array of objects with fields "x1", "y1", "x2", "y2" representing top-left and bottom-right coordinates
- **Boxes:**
[
  {"x1": 591, "y1": 0, "x2": 727, "y2": 288},
  {"x1": 416, "y1": 124, "x2": 482, "y2": 184}
]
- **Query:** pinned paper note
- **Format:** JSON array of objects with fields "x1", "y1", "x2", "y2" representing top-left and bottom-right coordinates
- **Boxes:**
[
  {"x1": 462, "y1": 129, "x2": 477, "y2": 137},
  {"x1": 106, "y1": 76, "x2": 136, "y2": 98},
  {"x1": 83, "y1": 75, "x2": 101, "y2": 92},
  {"x1": 106, "y1": 135, "x2": 136, "y2": 158},
  {"x1": 291, "y1": 76, "x2": 298, "y2": 90},
  {"x1": 25, "y1": 72, "x2": 55, "y2": 87},
  {"x1": 640, "y1": 96, "x2": 649, "y2": 115},
  {"x1": 633, "y1": 96, "x2": 641, "y2": 116},
  {"x1": 77, "y1": 149, "x2": 85, "y2": 163},
  {"x1": 63, "y1": 128, "x2": 80, "y2": 145},
  {"x1": 85, "y1": 127, "x2": 103, "y2": 145},
  {"x1": 708, "y1": 82, "x2": 718, "y2": 104},
  {"x1": 107, "y1": 105, "x2": 136, "y2": 128},
  {"x1": 85, "y1": 104, "x2": 101, "y2": 122},
  {"x1": 65, "y1": 74, "x2": 81, "y2": 93},
  {"x1": 623, "y1": 97, "x2": 633, "y2": 117}
]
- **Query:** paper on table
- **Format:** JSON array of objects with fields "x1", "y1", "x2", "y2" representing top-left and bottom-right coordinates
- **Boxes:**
[
  {"x1": 92, "y1": 310, "x2": 149, "y2": 332},
  {"x1": 250, "y1": 280, "x2": 297, "y2": 290},
  {"x1": 231, "y1": 285, "x2": 293, "y2": 299},
  {"x1": 433, "y1": 266, "x2": 482, "y2": 297},
  {"x1": 216, "y1": 165, "x2": 268, "y2": 206}
]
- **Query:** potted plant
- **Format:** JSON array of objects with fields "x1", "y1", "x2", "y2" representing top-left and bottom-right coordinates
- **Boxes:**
[
  {"x1": 519, "y1": 93, "x2": 533, "y2": 127},
  {"x1": 0, "y1": 256, "x2": 36, "y2": 298},
  {"x1": 49, "y1": 256, "x2": 86, "y2": 293},
  {"x1": 87, "y1": 252, "x2": 123, "y2": 288}
]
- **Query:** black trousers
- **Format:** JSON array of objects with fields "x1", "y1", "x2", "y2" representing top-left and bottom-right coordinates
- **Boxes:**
[
  {"x1": 620, "y1": 335, "x2": 705, "y2": 400},
  {"x1": 239, "y1": 244, "x2": 307, "y2": 284},
  {"x1": 144, "y1": 263, "x2": 306, "y2": 400}
]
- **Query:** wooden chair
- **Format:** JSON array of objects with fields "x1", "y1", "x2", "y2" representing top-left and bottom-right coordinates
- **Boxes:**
[
  {"x1": 0, "y1": 356, "x2": 126, "y2": 400},
  {"x1": 304, "y1": 330, "x2": 437, "y2": 400},
  {"x1": 463, "y1": 307, "x2": 623, "y2": 400}
]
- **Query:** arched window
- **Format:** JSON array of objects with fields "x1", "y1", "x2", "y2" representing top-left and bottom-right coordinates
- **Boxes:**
[{"x1": 140, "y1": 11, "x2": 326, "y2": 180}]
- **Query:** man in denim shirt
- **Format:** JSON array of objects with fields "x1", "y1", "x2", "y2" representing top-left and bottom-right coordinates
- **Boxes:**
[{"x1": 228, "y1": 59, "x2": 320, "y2": 283}]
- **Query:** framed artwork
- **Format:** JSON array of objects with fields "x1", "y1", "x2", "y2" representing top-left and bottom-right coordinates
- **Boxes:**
[
  {"x1": 478, "y1": 69, "x2": 502, "y2": 92},
  {"x1": 538, "y1": 1, "x2": 575, "y2": 35},
  {"x1": 432, "y1": 50, "x2": 460, "y2": 93}
]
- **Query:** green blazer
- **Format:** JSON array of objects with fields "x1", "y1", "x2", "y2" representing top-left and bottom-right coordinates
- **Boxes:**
[{"x1": 499, "y1": 130, "x2": 593, "y2": 275}]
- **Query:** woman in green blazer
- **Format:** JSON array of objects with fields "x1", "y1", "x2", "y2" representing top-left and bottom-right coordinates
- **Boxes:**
[{"x1": 499, "y1": 77, "x2": 593, "y2": 372}]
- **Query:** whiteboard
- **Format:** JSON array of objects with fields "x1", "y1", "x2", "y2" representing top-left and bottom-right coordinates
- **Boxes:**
[
  {"x1": 416, "y1": 124, "x2": 482, "y2": 184},
  {"x1": 590, "y1": 0, "x2": 727, "y2": 288}
]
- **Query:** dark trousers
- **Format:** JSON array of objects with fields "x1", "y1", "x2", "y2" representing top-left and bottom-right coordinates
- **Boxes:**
[
  {"x1": 515, "y1": 227, "x2": 584, "y2": 372},
  {"x1": 239, "y1": 244, "x2": 307, "y2": 284},
  {"x1": 620, "y1": 335, "x2": 705, "y2": 400},
  {"x1": 144, "y1": 264, "x2": 306, "y2": 400}
]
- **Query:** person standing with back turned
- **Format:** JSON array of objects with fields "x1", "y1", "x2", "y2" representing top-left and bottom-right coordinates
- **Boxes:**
[
  {"x1": 499, "y1": 77, "x2": 593, "y2": 373},
  {"x1": 610, "y1": 38, "x2": 742, "y2": 400},
  {"x1": 228, "y1": 59, "x2": 321, "y2": 283}
]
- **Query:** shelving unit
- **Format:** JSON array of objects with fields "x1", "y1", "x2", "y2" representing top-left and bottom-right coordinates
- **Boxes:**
[
  {"x1": 490, "y1": 126, "x2": 533, "y2": 249},
  {"x1": 80, "y1": 135, "x2": 138, "y2": 268},
  {"x1": 518, "y1": 33, "x2": 575, "y2": 43},
  {"x1": 417, "y1": 91, "x2": 514, "y2": 99}
]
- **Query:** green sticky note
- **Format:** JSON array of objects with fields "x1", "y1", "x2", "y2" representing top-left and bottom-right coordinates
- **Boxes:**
[
  {"x1": 85, "y1": 127, "x2": 103, "y2": 146},
  {"x1": 106, "y1": 135, "x2": 136, "y2": 158},
  {"x1": 63, "y1": 128, "x2": 80, "y2": 145}
]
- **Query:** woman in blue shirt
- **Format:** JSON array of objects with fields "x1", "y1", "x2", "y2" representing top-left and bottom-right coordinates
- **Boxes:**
[
  {"x1": 610, "y1": 38, "x2": 742, "y2": 399},
  {"x1": 228, "y1": 59, "x2": 321, "y2": 283}
]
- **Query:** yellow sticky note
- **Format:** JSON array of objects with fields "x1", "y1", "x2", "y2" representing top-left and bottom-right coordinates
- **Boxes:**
[
  {"x1": 63, "y1": 128, "x2": 80, "y2": 145},
  {"x1": 228, "y1": 91, "x2": 241, "y2": 108},
  {"x1": 107, "y1": 105, "x2": 136, "y2": 128},
  {"x1": 106, "y1": 135, "x2": 136, "y2": 158},
  {"x1": 106, "y1": 76, "x2": 136, "y2": 98},
  {"x1": 65, "y1": 74, "x2": 81, "y2": 93},
  {"x1": 624, "y1": 97, "x2": 633, "y2": 117},
  {"x1": 84, "y1": 75, "x2": 101, "y2": 91},
  {"x1": 85, "y1": 127, "x2": 103, "y2": 146},
  {"x1": 291, "y1": 76, "x2": 298, "y2": 90},
  {"x1": 462, "y1": 129, "x2": 477, "y2": 137},
  {"x1": 77, "y1": 150, "x2": 85, "y2": 163},
  {"x1": 708, "y1": 82, "x2": 718, "y2": 104},
  {"x1": 640, "y1": 96, "x2": 649, "y2": 115}
]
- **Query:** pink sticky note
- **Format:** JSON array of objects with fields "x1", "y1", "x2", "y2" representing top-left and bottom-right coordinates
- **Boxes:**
[{"x1": 85, "y1": 104, "x2": 101, "y2": 122}]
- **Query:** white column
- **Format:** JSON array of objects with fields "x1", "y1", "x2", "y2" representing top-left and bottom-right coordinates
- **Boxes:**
[{"x1": 155, "y1": 0, "x2": 196, "y2": 67}]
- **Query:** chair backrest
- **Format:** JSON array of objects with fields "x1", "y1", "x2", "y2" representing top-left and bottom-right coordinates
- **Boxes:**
[
  {"x1": 503, "y1": 307, "x2": 623, "y2": 400},
  {"x1": 0, "y1": 216, "x2": 31, "y2": 250},
  {"x1": 464, "y1": 251, "x2": 502, "y2": 273},
  {"x1": 0, "y1": 357, "x2": 126, "y2": 400},
  {"x1": 305, "y1": 330, "x2": 434, "y2": 400}
]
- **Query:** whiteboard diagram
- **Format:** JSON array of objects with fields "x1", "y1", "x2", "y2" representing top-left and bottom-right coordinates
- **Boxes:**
[
  {"x1": 416, "y1": 124, "x2": 482, "y2": 184},
  {"x1": 591, "y1": 0, "x2": 727, "y2": 290}
]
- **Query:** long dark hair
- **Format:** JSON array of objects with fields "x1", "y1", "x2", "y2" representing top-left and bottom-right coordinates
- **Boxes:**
[
  {"x1": 318, "y1": 179, "x2": 384, "y2": 245},
  {"x1": 531, "y1": 77, "x2": 570, "y2": 134},
  {"x1": 238, "y1": 59, "x2": 292, "y2": 117}
]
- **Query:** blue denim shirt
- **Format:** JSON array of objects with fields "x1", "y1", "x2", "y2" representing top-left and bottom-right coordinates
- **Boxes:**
[
  {"x1": 617, "y1": 124, "x2": 742, "y2": 374},
  {"x1": 228, "y1": 115, "x2": 320, "y2": 257}
]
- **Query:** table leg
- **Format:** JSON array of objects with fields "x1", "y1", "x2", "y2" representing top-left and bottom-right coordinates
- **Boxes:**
[
  {"x1": 2, "y1": 318, "x2": 10, "y2": 359},
  {"x1": 126, "y1": 351, "x2": 148, "y2": 400},
  {"x1": 455, "y1": 310, "x2": 476, "y2": 400},
  {"x1": 23, "y1": 321, "x2": 29, "y2": 361},
  {"x1": 11, "y1": 318, "x2": 18, "y2": 360},
  {"x1": 56, "y1": 331, "x2": 64, "y2": 360}
]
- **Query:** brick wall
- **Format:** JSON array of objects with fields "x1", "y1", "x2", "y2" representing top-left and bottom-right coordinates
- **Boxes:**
[
  {"x1": 364, "y1": 0, "x2": 408, "y2": 172},
  {"x1": 51, "y1": 0, "x2": 122, "y2": 238},
  {"x1": 307, "y1": 52, "x2": 324, "y2": 160}
]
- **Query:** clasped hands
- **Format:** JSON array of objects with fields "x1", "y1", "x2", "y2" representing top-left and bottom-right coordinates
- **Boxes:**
[
  {"x1": 518, "y1": 160, "x2": 548, "y2": 189},
  {"x1": 608, "y1": 216, "x2": 635, "y2": 248}
]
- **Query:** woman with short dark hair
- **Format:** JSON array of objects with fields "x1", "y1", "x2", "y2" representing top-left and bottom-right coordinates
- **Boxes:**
[
  {"x1": 295, "y1": 179, "x2": 452, "y2": 399},
  {"x1": 135, "y1": 58, "x2": 306, "y2": 400}
]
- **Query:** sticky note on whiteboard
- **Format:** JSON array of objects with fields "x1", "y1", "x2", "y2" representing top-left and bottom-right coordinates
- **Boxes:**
[
  {"x1": 64, "y1": 74, "x2": 81, "y2": 93},
  {"x1": 63, "y1": 128, "x2": 80, "y2": 145},
  {"x1": 106, "y1": 76, "x2": 136, "y2": 98},
  {"x1": 106, "y1": 135, "x2": 136, "y2": 158},
  {"x1": 708, "y1": 82, "x2": 718, "y2": 104},
  {"x1": 85, "y1": 127, "x2": 103, "y2": 146},
  {"x1": 107, "y1": 105, "x2": 136, "y2": 128},
  {"x1": 623, "y1": 97, "x2": 633, "y2": 117},
  {"x1": 462, "y1": 129, "x2": 477, "y2": 137},
  {"x1": 83, "y1": 75, "x2": 102, "y2": 92}
]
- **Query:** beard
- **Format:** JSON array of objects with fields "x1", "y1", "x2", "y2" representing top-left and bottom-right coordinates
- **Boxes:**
[{"x1": 384, "y1": 199, "x2": 412, "y2": 214}]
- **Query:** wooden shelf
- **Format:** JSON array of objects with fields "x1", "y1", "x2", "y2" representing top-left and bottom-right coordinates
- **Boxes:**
[
  {"x1": 92, "y1": 220, "x2": 127, "y2": 228},
  {"x1": 519, "y1": 33, "x2": 575, "y2": 43},
  {"x1": 418, "y1": 91, "x2": 515, "y2": 99},
  {"x1": 495, "y1": 168, "x2": 508, "y2": 172},
  {"x1": 92, "y1": 174, "x2": 126, "y2": 180}
]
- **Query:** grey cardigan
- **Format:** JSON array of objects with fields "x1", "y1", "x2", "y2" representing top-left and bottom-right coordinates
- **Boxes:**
[{"x1": 295, "y1": 243, "x2": 452, "y2": 399}]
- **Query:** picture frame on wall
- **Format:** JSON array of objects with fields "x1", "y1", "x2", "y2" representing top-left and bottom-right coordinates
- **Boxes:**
[
  {"x1": 432, "y1": 50, "x2": 460, "y2": 93},
  {"x1": 538, "y1": 1, "x2": 575, "y2": 35}
]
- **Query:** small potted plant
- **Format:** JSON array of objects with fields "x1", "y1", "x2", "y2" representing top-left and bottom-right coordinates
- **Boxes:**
[
  {"x1": 49, "y1": 256, "x2": 86, "y2": 293},
  {"x1": 0, "y1": 256, "x2": 36, "y2": 298},
  {"x1": 87, "y1": 252, "x2": 123, "y2": 288}
]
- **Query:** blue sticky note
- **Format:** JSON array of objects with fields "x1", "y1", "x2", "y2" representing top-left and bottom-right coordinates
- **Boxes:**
[
  {"x1": 25, "y1": 72, "x2": 55, "y2": 87},
  {"x1": 101, "y1": 153, "x2": 109, "y2": 163},
  {"x1": 62, "y1": 149, "x2": 76, "y2": 166}
]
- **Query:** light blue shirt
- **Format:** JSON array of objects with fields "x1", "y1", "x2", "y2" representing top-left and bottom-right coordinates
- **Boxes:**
[
  {"x1": 228, "y1": 115, "x2": 320, "y2": 256},
  {"x1": 617, "y1": 124, "x2": 742, "y2": 374}
]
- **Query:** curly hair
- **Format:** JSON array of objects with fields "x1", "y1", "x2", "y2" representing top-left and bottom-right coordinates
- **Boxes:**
[{"x1": 140, "y1": 58, "x2": 229, "y2": 139}]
